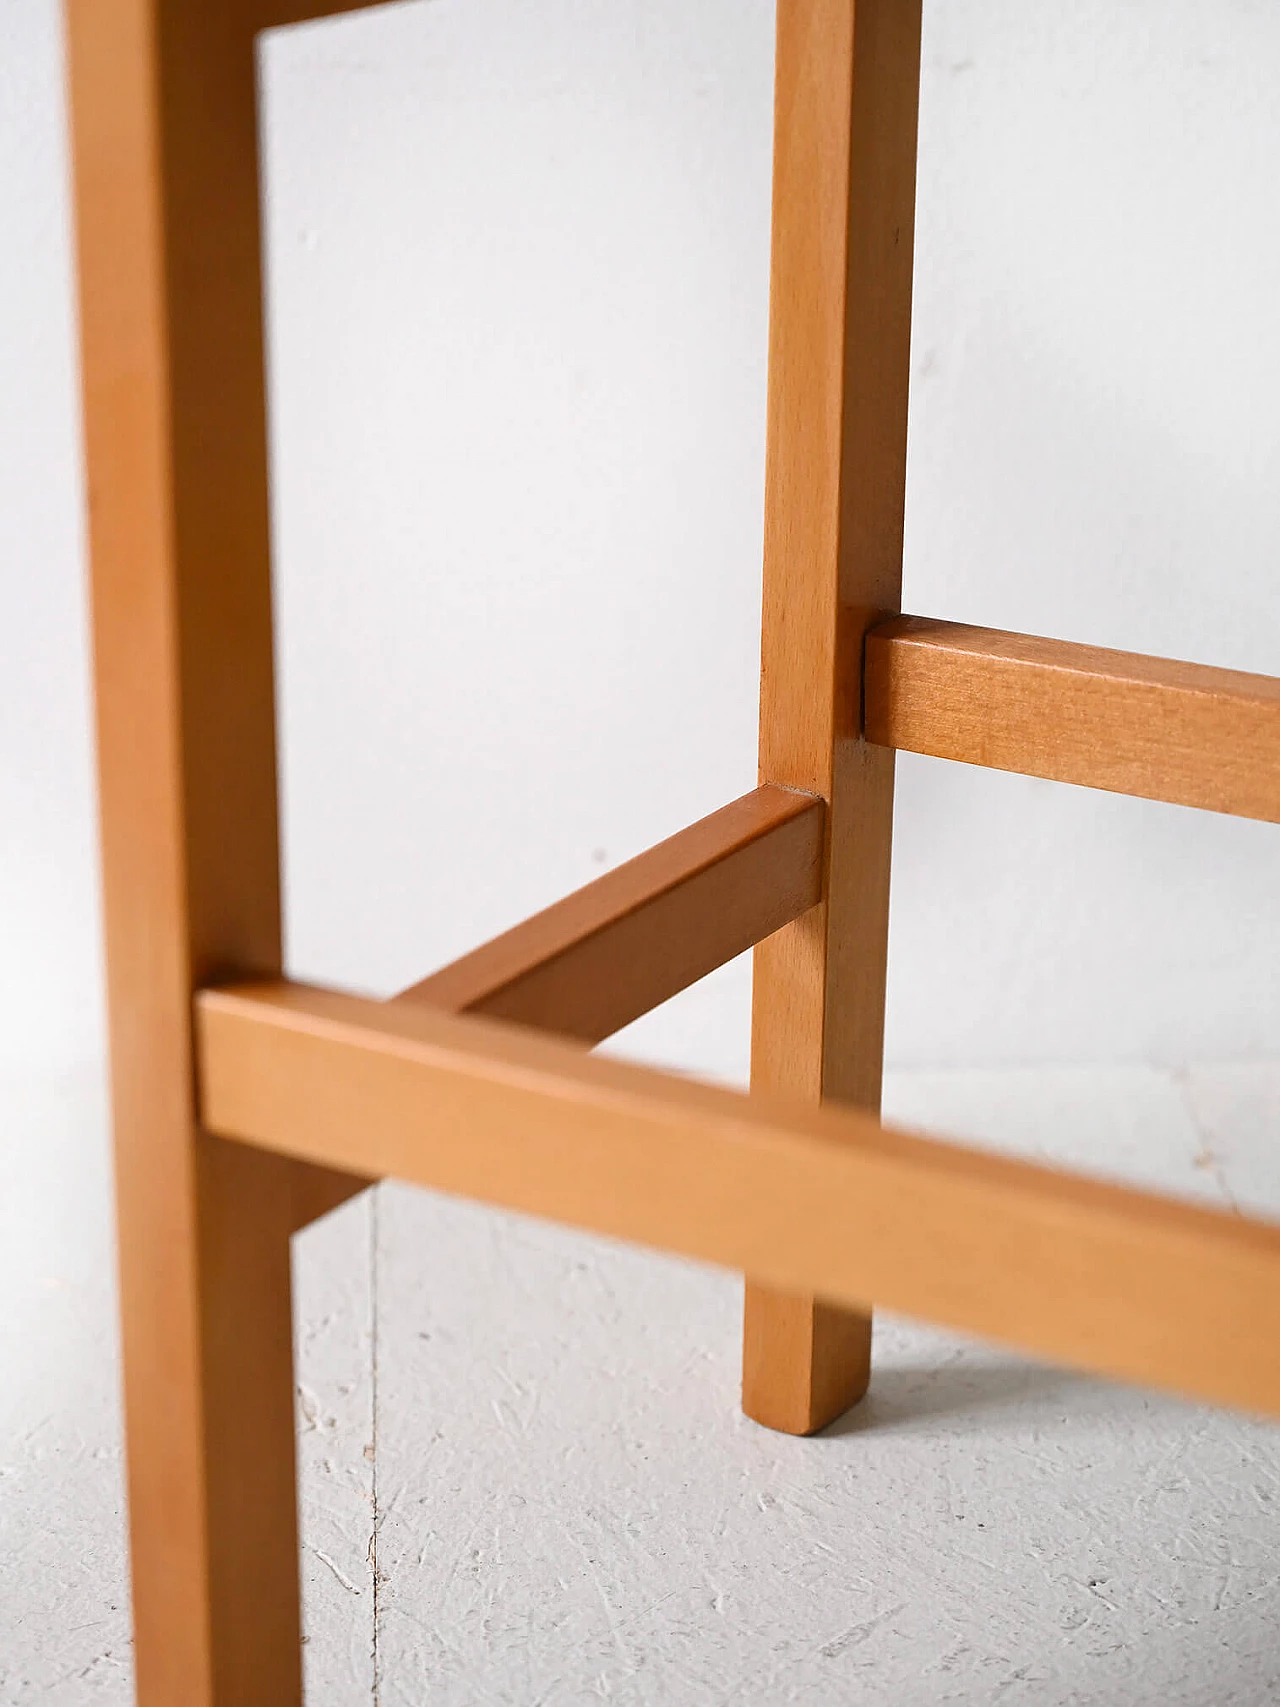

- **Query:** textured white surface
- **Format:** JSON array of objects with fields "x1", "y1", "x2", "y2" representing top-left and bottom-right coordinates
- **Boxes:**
[
  {"x1": 0, "y1": 1074, "x2": 129, "y2": 1700},
  {"x1": 4, "y1": 1063, "x2": 1279, "y2": 1704}
]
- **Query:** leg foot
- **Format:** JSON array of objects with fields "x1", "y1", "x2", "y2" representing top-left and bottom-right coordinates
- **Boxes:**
[{"x1": 742, "y1": 1282, "x2": 871, "y2": 1435}]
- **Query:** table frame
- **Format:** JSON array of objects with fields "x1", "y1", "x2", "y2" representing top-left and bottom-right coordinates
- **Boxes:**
[{"x1": 65, "y1": 2, "x2": 1280, "y2": 1700}]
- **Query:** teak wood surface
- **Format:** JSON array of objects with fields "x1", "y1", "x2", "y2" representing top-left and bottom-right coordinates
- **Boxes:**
[
  {"x1": 866, "y1": 616, "x2": 1280, "y2": 822},
  {"x1": 745, "y1": 0, "x2": 923, "y2": 1436}
]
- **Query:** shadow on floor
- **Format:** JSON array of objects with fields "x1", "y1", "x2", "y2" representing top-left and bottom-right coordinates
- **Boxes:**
[{"x1": 820, "y1": 1355, "x2": 1119, "y2": 1438}]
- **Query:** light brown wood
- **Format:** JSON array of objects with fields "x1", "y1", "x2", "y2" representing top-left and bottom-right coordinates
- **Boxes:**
[
  {"x1": 293, "y1": 786, "x2": 826, "y2": 1227},
  {"x1": 198, "y1": 980, "x2": 1280, "y2": 1422},
  {"x1": 401, "y1": 786, "x2": 824, "y2": 1038},
  {"x1": 289, "y1": 1155, "x2": 378, "y2": 1227},
  {"x1": 65, "y1": 4, "x2": 355, "y2": 1700},
  {"x1": 746, "y1": 0, "x2": 923, "y2": 1433},
  {"x1": 867, "y1": 616, "x2": 1280, "y2": 822}
]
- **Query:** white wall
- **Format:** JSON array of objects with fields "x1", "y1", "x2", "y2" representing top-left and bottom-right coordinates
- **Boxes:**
[
  {"x1": 4, "y1": 0, "x2": 1279, "y2": 1083},
  {"x1": 0, "y1": 0, "x2": 100, "y2": 1076}
]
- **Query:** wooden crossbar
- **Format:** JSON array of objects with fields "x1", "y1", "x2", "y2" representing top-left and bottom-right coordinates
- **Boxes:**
[
  {"x1": 198, "y1": 979, "x2": 1280, "y2": 1423},
  {"x1": 866, "y1": 616, "x2": 1280, "y2": 821},
  {"x1": 293, "y1": 786, "x2": 825, "y2": 1226},
  {"x1": 398, "y1": 785, "x2": 824, "y2": 1040}
]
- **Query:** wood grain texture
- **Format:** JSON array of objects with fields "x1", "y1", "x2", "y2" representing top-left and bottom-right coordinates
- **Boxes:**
[
  {"x1": 746, "y1": 0, "x2": 923, "y2": 1433},
  {"x1": 867, "y1": 617, "x2": 1280, "y2": 822},
  {"x1": 65, "y1": 4, "x2": 351, "y2": 1699},
  {"x1": 197, "y1": 981, "x2": 1280, "y2": 1422},
  {"x1": 400, "y1": 786, "x2": 824, "y2": 1040},
  {"x1": 293, "y1": 787, "x2": 826, "y2": 1228}
]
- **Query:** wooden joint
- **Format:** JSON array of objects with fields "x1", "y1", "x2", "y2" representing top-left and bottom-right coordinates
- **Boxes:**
[{"x1": 288, "y1": 785, "x2": 825, "y2": 1228}]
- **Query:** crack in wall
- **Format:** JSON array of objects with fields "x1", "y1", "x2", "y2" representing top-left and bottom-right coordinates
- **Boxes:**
[{"x1": 370, "y1": 1186, "x2": 382, "y2": 1706}]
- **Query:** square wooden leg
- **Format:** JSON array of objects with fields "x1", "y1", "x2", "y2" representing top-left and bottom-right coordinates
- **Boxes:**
[
  {"x1": 742, "y1": 0, "x2": 923, "y2": 1435},
  {"x1": 743, "y1": 1285, "x2": 872, "y2": 1436},
  {"x1": 63, "y1": 4, "x2": 347, "y2": 1696}
]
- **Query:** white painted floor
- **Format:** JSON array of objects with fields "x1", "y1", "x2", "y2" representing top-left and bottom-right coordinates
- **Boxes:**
[{"x1": 3, "y1": 1062, "x2": 1280, "y2": 1704}]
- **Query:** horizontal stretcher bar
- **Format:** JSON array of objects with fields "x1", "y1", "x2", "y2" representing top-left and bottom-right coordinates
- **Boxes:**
[
  {"x1": 199, "y1": 980, "x2": 1280, "y2": 1421},
  {"x1": 865, "y1": 616, "x2": 1280, "y2": 822},
  {"x1": 290, "y1": 785, "x2": 825, "y2": 1228}
]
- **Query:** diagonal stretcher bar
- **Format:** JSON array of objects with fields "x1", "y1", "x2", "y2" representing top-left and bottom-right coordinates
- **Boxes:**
[{"x1": 397, "y1": 783, "x2": 825, "y2": 1038}]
